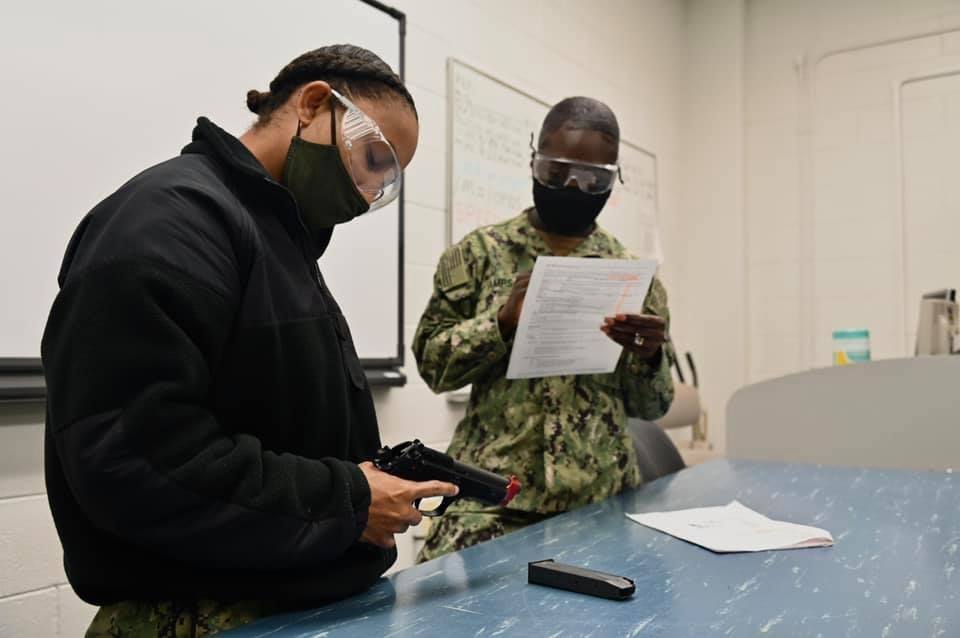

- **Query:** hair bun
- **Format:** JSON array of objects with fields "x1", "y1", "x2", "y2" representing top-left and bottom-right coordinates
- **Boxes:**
[{"x1": 246, "y1": 89, "x2": 269, "y2": 115}]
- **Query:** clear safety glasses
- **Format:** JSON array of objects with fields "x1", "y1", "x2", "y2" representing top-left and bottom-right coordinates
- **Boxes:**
[
  {"x1": 331, "y1": 89, "x2": 402, "y2": 211},
  {"x1": 529, "y1": 135, "x2": 623, "y2": 195}
]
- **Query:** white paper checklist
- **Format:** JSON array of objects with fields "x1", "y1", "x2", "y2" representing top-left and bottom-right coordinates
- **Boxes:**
[{"x1": 505, "y1": 256, "x2": 657, "y2": 379}]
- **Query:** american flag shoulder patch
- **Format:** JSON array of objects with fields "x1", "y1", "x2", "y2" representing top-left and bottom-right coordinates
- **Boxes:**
[{"x1": 438, "y1": 247, "x2": 470, "y2": 291}]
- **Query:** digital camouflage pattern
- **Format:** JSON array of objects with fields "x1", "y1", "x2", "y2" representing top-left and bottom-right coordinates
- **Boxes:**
[
  {"x1": 85, "y1": 599, "x2": 278, "y2": 637},
  {"x1": 414, "y1": 211, "x2": 674, "y2": 562}
]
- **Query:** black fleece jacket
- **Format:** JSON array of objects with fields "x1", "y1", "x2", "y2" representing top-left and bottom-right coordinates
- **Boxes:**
[{"x1": 41, "y1": 118, "x2": 395, "y2": 606}]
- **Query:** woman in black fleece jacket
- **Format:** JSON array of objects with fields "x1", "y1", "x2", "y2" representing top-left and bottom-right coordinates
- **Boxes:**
[{"x1": 42, "y1": 44, "x2": 457, "y2": 637}]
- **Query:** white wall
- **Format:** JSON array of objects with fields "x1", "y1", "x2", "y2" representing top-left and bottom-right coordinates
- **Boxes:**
[
  {"x1": 0, "y1": 403, "x2": 98, "y2": 638},
  {"x1": 743, "y1": 0, "x2": 960, "y2": 382},
  {"x1": 0, "y1": 1, "x2": 688, "y2": 635},
  {"x1": 672, "y1": 0, "x2": 746, "y2": 455}
]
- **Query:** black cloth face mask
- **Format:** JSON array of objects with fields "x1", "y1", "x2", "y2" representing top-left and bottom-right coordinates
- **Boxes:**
[
  {"x1": 282, "y1": 106, "x2": 370, "y2": 256},
  {"x1": 532, "y1": 179, "x2": 611, "y2": 236}
]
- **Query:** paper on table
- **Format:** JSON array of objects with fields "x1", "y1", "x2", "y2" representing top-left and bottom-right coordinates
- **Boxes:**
[
  {"x1": 626, "y1": 501, "x2": 834, "y2": 553},
  {"x1": 505, "y1": 256, "x2": 657, "y2": 379}
]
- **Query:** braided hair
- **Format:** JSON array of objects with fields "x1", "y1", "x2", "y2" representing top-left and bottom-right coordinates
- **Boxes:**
[
  {"x1": 246, "y1": 44, "x2": 416, "y2": 124},
  {"x1": 538, "y1": 96, "x2": 619, "y2": 149}
]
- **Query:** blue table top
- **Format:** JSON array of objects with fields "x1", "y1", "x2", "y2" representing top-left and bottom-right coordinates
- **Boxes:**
[{"x1": 223, "y1": 460, "x2": 960, "y2": 637}]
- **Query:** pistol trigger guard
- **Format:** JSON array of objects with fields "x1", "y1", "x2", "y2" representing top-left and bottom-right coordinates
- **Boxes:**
[
  {"x1": 419, "y1": 495, "x2": 456, "y2": 517},
  {"x1": 433, "y1": 495, "x2": 457, "y2": 516},
  {"x1": 414, "y1": 496, "x2": 442, "y2": 518}
]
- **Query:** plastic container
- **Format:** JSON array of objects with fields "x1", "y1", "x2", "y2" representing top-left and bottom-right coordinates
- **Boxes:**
[{"x1": 832, "y1": 329, "x2": 870, "y2": 365}]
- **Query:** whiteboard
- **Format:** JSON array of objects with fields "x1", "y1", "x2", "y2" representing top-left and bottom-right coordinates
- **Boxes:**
[
  {"x1": 447, "y1": 60, "x2": 662, "y2": 260},
  {"x1": 0, "y1": 0, "x2": 402, "y2": 364}
]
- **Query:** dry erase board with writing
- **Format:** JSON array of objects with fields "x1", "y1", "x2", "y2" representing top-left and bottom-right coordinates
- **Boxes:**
[
  {"x1": 447, "y1": 59, "x2": 662, "y2": 259},
  {"x1": 0, "y1": 0, "x2": 403, "y2": 366}
]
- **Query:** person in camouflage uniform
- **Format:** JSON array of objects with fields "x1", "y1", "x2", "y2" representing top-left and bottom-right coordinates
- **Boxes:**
[
  {"x1": 414, "y1": 97, "x2": 675, "y2": 562},
  {"x1": 85, "y1": 600, "x2": 280, "y2": 638}
]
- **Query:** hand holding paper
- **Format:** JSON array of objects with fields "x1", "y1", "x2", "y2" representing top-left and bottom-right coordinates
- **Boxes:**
[
  {"x1": 601, "y1": 313, "x2": 667, "y2": 360},
  {"x1": 496, "y1": 272, "x2": 531, "y2": 339}
]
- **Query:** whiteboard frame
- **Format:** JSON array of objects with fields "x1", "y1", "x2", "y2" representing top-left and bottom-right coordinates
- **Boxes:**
[
  {"x1": 445, "y1": 58, "x2": 659, "y2": 247},
  {"x1": 0, "y1": 0, "x2": 409, "y2": 400},
  {"x1": 356, "y1": 0, "x2": 407, "y2": 371}
]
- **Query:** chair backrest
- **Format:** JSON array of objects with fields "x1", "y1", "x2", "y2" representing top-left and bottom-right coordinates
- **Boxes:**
[
  {"x1": 727, "y1": 356, "x2": 960, "y2": 470},
  {"x1": 627, "y1": 418, "x2": 686, "y2": 482},
  {"x1": 655, "y1": 382, "x2": 701, "y2": 430}
]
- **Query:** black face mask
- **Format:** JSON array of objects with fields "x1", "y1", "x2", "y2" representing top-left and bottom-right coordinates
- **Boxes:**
[{"x1": 532, "y1": 180, "x2": 610, "y2": 236}]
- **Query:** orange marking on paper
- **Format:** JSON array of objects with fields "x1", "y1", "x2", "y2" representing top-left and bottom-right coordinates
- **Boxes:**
[{"x1": 614, "y1": 281, "x2": 638, "y2": 315}]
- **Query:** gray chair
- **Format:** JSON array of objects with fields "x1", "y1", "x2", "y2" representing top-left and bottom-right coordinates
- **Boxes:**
[{"x1": 628, "y1": 418, "x2": 686, "y2": 482}]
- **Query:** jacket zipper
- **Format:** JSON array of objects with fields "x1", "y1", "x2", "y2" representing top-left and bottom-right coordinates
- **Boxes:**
[
  {"x1": 263, "y1": 176, "x2": 324, "y2": 293},
  {"x1": 261, "y1": 177, "x2": 350, "y2": 348}
]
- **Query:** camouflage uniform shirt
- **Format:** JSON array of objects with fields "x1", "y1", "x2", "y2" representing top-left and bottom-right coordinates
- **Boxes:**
[{"x1": 413, "y1": 211, "x2": 674, "y2": 516}]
